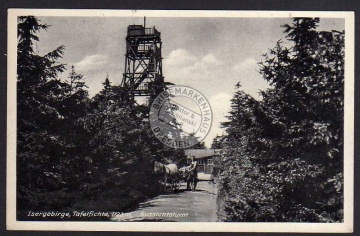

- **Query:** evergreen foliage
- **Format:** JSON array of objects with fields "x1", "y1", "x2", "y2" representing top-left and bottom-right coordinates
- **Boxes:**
[
  {"x1": 217, "y1": 18, "x2": 344, "y2": 222},
  {"x1": 16, "y1": 16, "x2": 185, "y2": 220}
]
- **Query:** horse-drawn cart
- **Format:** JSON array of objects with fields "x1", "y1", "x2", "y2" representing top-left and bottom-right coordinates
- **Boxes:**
[
  {"x1": 154, "y1": 162, "x2": 196, "y2": 192},
  {"x1": 167, "y1": 166, "x2": 196, "y2": 192}
]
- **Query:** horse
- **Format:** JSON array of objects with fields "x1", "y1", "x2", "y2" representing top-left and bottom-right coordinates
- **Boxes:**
[
  {"x1": 178, "y1": 166, "x2": 188, "y2": 181},
  {"x1": 154, "y1": 161, "x2": 180, "y2": 192}
]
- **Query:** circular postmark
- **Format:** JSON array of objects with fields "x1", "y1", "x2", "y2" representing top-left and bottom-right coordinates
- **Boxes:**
[{"x1": 149, "y1": 85, "x2": 213, "y2": 149}]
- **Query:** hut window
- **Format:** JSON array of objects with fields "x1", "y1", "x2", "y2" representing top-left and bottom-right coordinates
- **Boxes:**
[{"x1": 207, "y1": 159, "x2": 214, "y2": 165}]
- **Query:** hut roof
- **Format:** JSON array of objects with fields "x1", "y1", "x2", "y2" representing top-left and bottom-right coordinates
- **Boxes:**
[{"x1": 184, "y1": 149, "x2": 221, "y2": 159}]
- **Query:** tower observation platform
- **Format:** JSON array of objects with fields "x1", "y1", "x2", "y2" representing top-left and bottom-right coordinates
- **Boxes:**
[{"x1": 121, "y1": 22, "x2": 165, "y2": 101}]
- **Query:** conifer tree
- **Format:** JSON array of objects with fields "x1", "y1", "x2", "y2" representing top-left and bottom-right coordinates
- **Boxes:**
[
  {"x1": 17, "y1": 16, "x2": 68, "y2": 211},
  {"x1": 219, "y1": 18, "x2": 344, "y2": 222}
]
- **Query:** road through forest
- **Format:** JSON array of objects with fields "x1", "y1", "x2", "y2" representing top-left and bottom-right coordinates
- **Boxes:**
[{"x1": 111, "y1": 181, "x2": 218, "y2": 222}]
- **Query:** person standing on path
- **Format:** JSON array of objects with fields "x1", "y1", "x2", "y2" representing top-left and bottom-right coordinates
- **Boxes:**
[{"x1": 186, "y1": 155, "x2": 198, "y2": 191}]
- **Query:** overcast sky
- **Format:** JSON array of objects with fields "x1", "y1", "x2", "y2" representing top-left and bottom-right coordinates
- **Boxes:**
[{"x1": 36, "y1": 16, "x2": 344, "y2": 147}]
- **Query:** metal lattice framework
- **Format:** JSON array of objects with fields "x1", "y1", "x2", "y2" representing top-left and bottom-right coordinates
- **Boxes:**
[{"x1": 121, "y1": 24, "x2": 164, "y2": 99}]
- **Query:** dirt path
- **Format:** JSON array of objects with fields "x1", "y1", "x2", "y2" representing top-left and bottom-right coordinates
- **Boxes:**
[{"x1": 111, "y1": 181, "x2": 218, "y2": 222}]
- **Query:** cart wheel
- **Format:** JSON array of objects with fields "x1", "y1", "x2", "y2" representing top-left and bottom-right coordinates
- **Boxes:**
[
  {"x1": 171, "y1": 179, "x2": 181, "y2": 192},
  {"x1": 175, "y1": 179, "x2": 181, "y2": 190}
]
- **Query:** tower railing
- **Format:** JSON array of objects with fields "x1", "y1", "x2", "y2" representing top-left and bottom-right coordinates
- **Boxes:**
[
  {"x1": 127, "y1": 26, "x2": 160, "y2": 37},
  {"x1": 144, "y1": 27, "x2": 160, "y2": 36}
]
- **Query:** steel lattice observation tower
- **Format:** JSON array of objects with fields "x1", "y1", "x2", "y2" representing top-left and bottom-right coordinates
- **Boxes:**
[{"x1": 120, "y1": 18, "x2": 167, "y2": 104}]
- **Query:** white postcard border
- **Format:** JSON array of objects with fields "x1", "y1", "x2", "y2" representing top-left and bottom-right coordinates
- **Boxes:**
[{"x1": 7, "y1": 9, "x2": 354, "y2": 232}]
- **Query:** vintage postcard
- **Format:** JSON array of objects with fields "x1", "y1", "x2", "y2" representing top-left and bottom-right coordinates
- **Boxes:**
[{"x1": 7, "y1": 9, "x2": 354, "y2": 232}]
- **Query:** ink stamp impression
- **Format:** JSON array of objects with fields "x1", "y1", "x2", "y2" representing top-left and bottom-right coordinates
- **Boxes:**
[{"x1": 149, "y1": 85, "x2": 213, "y2": 148}]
